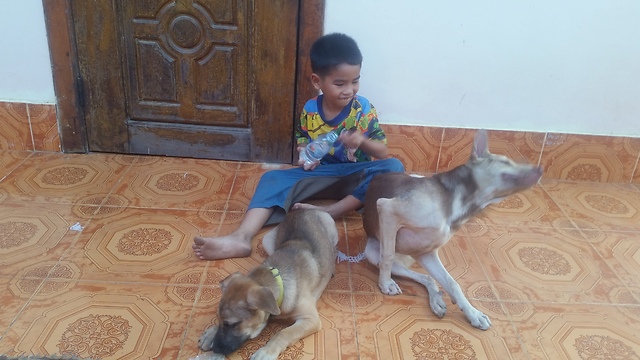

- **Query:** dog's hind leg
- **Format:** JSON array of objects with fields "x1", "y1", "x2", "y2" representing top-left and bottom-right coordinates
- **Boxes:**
[
  {"x1": 417, "y1": 251, "x2": 492, "y2": 330},
  {"x1": 365, "y1": 239, "x2": 446, "y2": 317}
]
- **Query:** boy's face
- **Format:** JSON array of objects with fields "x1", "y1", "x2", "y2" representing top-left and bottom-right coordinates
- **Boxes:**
[{"x1": 311, "y1": 64, "x2": 361, "y2": 111}]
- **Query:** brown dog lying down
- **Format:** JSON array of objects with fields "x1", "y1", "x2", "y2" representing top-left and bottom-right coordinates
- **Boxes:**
[
  {"x1": 363, "y1": 129, "x2": 543, "y2": 330},
  {"x1": 199, "y1": 209, "x2": 338, "y2": 360}
]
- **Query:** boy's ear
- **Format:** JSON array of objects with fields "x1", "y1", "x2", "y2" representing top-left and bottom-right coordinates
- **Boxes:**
[{"x1": 310, "y1": 73, "x2": 322, "y2": 90}]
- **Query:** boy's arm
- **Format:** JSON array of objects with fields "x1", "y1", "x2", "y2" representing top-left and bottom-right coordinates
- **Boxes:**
[
  {"x1": 347, "y1": 101, "x2": 389, "y2": 159},
  {"x1": 340, "y1": 130, "x2": 389, "y2": 159}
]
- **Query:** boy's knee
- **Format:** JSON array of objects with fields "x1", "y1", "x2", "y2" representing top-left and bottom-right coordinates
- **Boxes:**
[
  {"x1": 381, "y1": 157, "x2": 405, "y2": 173},
  {"x1": 259, "y1": 169, "x2": 286, "y2": 185}
]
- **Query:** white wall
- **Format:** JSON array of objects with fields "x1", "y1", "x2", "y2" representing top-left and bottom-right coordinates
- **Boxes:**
[
  {"x1": 0, "y1": 0, "x2": 55, "y2": 104},
  {"x1": 325, "y1": 0, "x2": 640, "y2": 137},
  {"x1": 0, "y1": 1, "x2": 638, "y2": 136}
]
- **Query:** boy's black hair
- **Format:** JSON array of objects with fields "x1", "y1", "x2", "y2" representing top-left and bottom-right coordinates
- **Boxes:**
[{"x1": 310, "y1": 33, "x2": 363, "y2": 77}]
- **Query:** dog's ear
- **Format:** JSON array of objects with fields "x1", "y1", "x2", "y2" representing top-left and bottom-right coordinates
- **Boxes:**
[
  {"x1": 247, "y1": 286, "x2": 281, "y2": 316},
  {"x1": 220, "y1": 272, "x2": 243, "y2": 291},
  {"x1": 471, "y1": 129, "x2": 490, "y2": 161}
]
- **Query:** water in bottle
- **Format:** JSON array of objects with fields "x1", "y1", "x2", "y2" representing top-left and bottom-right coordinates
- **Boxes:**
[{"x1": 300, "y1": 131, "x2": 339, "y2": 166}]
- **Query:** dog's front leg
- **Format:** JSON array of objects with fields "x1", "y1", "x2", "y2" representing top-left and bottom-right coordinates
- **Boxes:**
[
  {"x1": 251, "y1": 305, "x2": 322, "y2": 360},
  {"x1": 418, "y1": 251, "x2": 492, "y2": 330},
  {"x1": 376, "y1": 198, "x2": 402, "y2": 295}
]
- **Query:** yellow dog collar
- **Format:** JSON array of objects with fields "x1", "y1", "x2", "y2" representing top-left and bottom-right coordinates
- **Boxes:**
[{"x1": 269, "y1": 267, "x2": 284, "y2": 307}]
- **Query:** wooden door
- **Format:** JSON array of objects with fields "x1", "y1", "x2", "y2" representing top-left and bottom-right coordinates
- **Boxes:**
[{"x1": 71, "y1": 0, "x2": 300, "y2": 162}]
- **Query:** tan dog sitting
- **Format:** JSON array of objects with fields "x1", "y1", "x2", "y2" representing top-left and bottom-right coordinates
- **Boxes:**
[
  {"x1": 363, "y1": 129, "x2": 543, "y2": 330},
  {"x1": 199, "y1": 209, "x2": 338, "y2": 360}
]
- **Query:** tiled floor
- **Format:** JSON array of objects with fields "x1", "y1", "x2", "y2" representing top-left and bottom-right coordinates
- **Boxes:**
[{"x1": 1, "y1": 150, "x2": 639, "y2": 360}]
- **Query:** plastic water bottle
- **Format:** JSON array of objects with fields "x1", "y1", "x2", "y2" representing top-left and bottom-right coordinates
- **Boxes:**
[{"x1": 300, "y1": 131, "x2": 339, "y2": 166}]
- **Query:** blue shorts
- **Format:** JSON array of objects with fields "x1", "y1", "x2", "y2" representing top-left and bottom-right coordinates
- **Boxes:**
[{"x1": 248, "y1": 158, "x2": 405, "y2": 225}]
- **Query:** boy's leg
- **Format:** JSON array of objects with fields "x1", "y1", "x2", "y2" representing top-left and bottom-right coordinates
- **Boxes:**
[
  {"x1": 192, "y1": 207, "x2": 273, "y2": 260},
  {"x1": 293, "y1": 158, "x2": 405, "y2": 217},
  {"x1": 293, "y1": 194, "x2": 362, "y2": 218}
]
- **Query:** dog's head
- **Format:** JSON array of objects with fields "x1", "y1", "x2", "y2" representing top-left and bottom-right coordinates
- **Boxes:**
[
  {"x1": 205, "y1": 272, "x2": 281, "y2": 355},
  {"x1": 470, "y1": 130, "x2": 543, "y2": 205}
]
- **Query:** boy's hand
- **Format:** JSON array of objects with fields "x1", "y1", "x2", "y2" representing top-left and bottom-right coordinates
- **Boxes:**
[
  {"x1": 297, "y1": 145, "x2": 320, "y2": 171},
  {"x1": 339, "y1": 129, "x2": 365, "y2": 149}
]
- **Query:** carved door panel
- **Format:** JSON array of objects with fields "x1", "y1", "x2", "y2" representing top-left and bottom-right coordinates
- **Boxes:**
[{"x1": 72, "y1": 0, "x2": 299, "y2": 162}]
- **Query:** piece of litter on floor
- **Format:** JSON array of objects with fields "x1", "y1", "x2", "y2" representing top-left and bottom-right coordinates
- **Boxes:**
[
  {"x1": 69, "y1": 222, "x2": 84, "y2": 231},
  {"x1": 337, "y1": 250, "x2": 365, "y2": 263},
  {"x1": 189, "y1": 353, "x2": 225, "y2": 360},
  {"x1": 409, "y1": 173, "x2": 425, "y2": 178}
]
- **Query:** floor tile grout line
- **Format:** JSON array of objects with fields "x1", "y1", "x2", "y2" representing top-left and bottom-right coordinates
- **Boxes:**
[
  {"x1": 459, "y1": 226, "x2": 528, "y2": 344},
  {"x1": 177, "y1": 263, "x2": 211, "y2": 360},
  {"x1": 38, "y1": 155, "x2": 141, "y2": 284},
  {"x1": 336, "y1": 216, "x2": 362, "y2": 360},
  {"x1": 205, "y1": 162, "x2": 242, "y2": 238},
  {"x1": 176, "y1": 162, "x2": 241, "y2": 357},
  {"x1": 25, "y1": 104, "x2": 36, "y2": 151},
  {"x1": 434, "y1": 127, "x2": 445, "y2": 173},
  {"x1": 90, "y1": 154, "x2": 140, "y2": 210},
  {"x1": 0, "y1": 276, "x2": 49, "y2": 343},
  {"x1": 536, "y1": 132, "x2": 547, "y2": 167},
  {"x1": 629, "y1": 147, "x2": 640, "y2": 184},
  {"x1": 538, "y1": 181, "x2": 588, "y2": 232},
  {"x1": 581, "y1": 232, "x2": 640, "y2": 306},
  {"x1": 0, "y1": 151, "x2": 35, "y2": 183}
]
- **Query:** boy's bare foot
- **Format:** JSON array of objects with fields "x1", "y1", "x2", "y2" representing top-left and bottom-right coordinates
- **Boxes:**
[{"x1": 192, "y1": 234, "x2": 251, "y2": 260}]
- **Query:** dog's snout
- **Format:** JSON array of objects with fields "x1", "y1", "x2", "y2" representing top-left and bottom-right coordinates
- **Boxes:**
[
  {"x1": 211, "y1": 326, "x2": 248, "y2": 355},
  {"x1": 534, "y1": 166, "x2": 543, "y2": 176}
]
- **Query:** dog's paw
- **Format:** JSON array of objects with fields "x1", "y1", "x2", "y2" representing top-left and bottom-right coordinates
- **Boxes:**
[
  {"x1": 250, "y1": 347, "x2": 279, "y2": 360},
  {"x1": 379, "y1": 279, "x2": 402, "y2": 295},
  {"x1": 198, "y1": 325, "x2": 218, "y2": 351},
  {"x1": 467, "y1": 309, "x2": 492, "y2": 330},
  {"x1": 191, "y1": 353, "x2": 226, "y2": 360},
  {"x1": 429, "y1": 291, "x2": 447, "y2": 318}
]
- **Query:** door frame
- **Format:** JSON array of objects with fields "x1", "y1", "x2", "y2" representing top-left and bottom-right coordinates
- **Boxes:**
[{"x1": 42, "y1": 0, "x2": 324, "y2": 155}]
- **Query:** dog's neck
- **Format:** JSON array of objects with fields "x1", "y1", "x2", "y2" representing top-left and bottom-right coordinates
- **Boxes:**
[
  {"x1": 269, "y1": 267, "x2": 285, "y2": 307},
  {"x1": 434, "y1": 164, "x2": 486, "y2": 230}
]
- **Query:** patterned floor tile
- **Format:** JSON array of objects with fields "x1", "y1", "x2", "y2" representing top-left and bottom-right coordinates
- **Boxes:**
[
  {"x1": 28, "y1": 103, "x2": 60, "y2": 152},
  {"x1": 383, "y1": 124, "x2": 442, "y2": 173},
  {"x1": 0, "y1": 275, "x2": 34, "y2": 336},
  {"x1": 109, "y1": 157, "x2": 237, "y2": 210},
  {"x1": 513, "y1": 303, "x2": 640, "y2": 359},
  {"x1": 0, "y1": 152, "x2": 132, "y2": 205},
  {"x1": 0, "y1": 102, "x2": 31, "y2": 151},
  {"x1": 0, "y1": 202, "x2": 82, "y2": 279},
  {"x1": 467, "y1": 225, "x2": 627, "y2": 304},
  {"x1": 59, "y1": 207, "x2": 210, "y2": 284},
  {"x1": 0, "y1": 151, "x2": 30, "y2": 181},
  {"x1": 540, "y1": 133, "x2": 639, "y2": 183},
  {"x1": 585, "y1": 230, "x2": 640, "y2": 291},
  {"x1": 353, "y1": 293, "x2": 525, "y2": 360},
  {"x1": 542, "y1": 180, "x2": 640, "y2": 232},
  {"x1": 1, "y1": 281, "x2": 196, "y2": 360},
  {"x1": 469, "y1": 182, "x2": 573, "y2": 229}
]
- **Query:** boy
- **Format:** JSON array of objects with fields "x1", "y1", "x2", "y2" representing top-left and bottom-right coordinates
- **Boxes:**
[{"x1": 193, "y1": 33, "x2": 404, "y2": 260}]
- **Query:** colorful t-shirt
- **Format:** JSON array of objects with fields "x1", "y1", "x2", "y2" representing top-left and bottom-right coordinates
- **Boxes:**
[{"x1": 295, "y1": 95, "x2": 387, "y2": 163}]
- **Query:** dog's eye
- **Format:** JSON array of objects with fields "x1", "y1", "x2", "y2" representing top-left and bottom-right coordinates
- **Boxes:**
[{"x1": 223, "y1": 320, "x2": 239, "y2": 327}]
